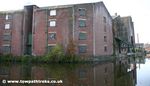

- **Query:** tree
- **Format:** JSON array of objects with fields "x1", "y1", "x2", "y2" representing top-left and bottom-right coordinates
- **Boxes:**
[
  {"x1": 45, "y1": 44, "x2": 64, "y2": 62},
  {"x1": 66, "y1": 38, "x2": 76, "y2": 57}
]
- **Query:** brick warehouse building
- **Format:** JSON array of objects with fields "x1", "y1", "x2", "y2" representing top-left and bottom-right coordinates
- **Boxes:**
[{"x1": 0, "y1": 1, "x2": 113, "y2": 57}]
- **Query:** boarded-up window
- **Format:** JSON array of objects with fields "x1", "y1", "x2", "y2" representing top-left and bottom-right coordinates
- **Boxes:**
[
  {"x1": 104, "y1": 36, "x2": 107, "y2": 42},
  {"x1": 79, "y1": 20, "x2": 86, "y2": 27},
  {"x1": 28, "y1": 34, "x2": 32, "y2": 45},
  {"x1": 79, "y1": 69, "x2": 87, "y2": 79},
  {"x1": 104, "y1": 25, "x2": 107, "y2": 32},
  {"x1": 79, "y1": 8, "x2": 86, "y2": 16},
  {"x1": 48, "y1": 45, "x2": 55, "y2": 52},
  {"x1": 3, "y1": 45, "x2": 11, "y2": 53},
  {"x1": 79, "y1": 45, "x2": 87, "y2": 53},
  {"x1": 3, "y1": 33, "x2": 11, "y2": 41},
  {"x1": 104, "y1": 46, "x2": 107, "y2": 52},
  {"x1": 79, "y1": 32, "x2": 87, "y2": 40},
  {"x1": 103, "y1": 16, "x2": 106, "y2": 23}
]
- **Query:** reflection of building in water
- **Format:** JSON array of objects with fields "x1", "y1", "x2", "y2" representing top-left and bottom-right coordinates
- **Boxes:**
[
  {"x1": 135, "y1": 43, "x2": 145, "y2": 56},
  {"x1": 93, "y1": 62, "x2": 114, "y2": 86},
  {"x1": 135, "y1": 56, "x2": 146, "y2": 64},
  {"x1": 0, "y1": 64, "x2": 23, "y2": 86},
  {"x1": 114, "y1": 58, "x2": 137, "y2": 86},
  {"x1": 0, "y1": 60, "x2": 137, "y2": 86}
]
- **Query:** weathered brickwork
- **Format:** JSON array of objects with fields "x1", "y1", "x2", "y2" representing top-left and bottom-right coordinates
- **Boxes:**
[
  {"x1": 0, "y1": 2, "x2": 113, "y2": 57},
  {"x1": 0, "y1": 11, "x2": 24, "y2": 56},
  {"x1": 11, "y1": 12, "x2": 24, "y2": 56}
]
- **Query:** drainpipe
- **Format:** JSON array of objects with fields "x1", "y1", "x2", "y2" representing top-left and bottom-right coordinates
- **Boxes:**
[
  {"x1": 22, "y1": 9, "x2": 26, "y2": 55},
  {"x1": 21, "y1": 12, "x2": 24, "y2": 56},
  {"x1": 45, "y1": 9, "x2": 48, "y2": 54},
  {"x1": 93, "y1": 3, "x2": 96, "y2": 56},
  {"x1": 72, "y1": 6, "x2": 75, "y2": 40},
  {"x1": 32, "y1": 8, "x2": 35, "y2": 56}
]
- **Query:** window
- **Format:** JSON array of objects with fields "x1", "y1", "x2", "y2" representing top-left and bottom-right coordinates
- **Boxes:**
[
  {"x1": 103, "y1": 16, "x2": 106, "y2": 23},
  {"x1": 79, "y1": 8, "x2": 86, "y2": 16},
  {"x1": 28, "y1": 34, "x2": 32, "y2": 45},
  {"x1": 104, "y1": 25, "x2": 106, "y2": 32},
  {"x1": 79, "y1": 32, "x2": 87, "y2": 40},
  {"x1": 79, "y1": 20, "x2": 86, "y2": 27},
  {"x1": 3, "y1": 33, "x2": 11, "y2": 41},
  {"x1": 104, "y1": 36, "x2": 107, "y2": 42},
  {"x1": 104, "y1": 46, "x2": 107, "y2": 52},
  {"x1": 79, "y1": 69, "x2": 87, "y2": 79},
  {"x1": 104, "y1": 67, "x2": 108, "y2": 73},
  {"x1": 5, "y1": 24, "x2": 10, "y2": 29},
  {"x1": 50, "y1": 10, "x2": 56, "y2": 16},
  {"x1": 79, "y1": 45, "x2": 87, "y2": 53},
  {"x1": 104, "y1": 78, "x2": 108, "y2": 84},
  {"x1": 3, "y1": 45, "x2": 11, "y2": 53},
  {"x1": 48, "y1": 45, "x2": 55, "y2": 52},
  {"x1": 48, "y1": 32, "x2": 56, "y2": 40},
  {"x1": 49, "y1": 20, "x2": 56, "y2": 27},
  {"x1": 5, "y1": 14, "x2": 12, "y2": 20}
]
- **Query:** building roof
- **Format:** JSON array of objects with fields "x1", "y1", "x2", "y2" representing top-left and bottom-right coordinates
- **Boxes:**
[
  {"x1": 0, "y1": 1, "x2": 112, "y2": 19},
  {"x1": 0, "y1": 10, "x2": 23, "y2": 14}
]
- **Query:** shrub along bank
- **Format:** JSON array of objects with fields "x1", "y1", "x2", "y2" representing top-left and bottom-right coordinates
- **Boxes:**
[{"x1": 0, "y1": 44, "x2": 81, "y2": 63}]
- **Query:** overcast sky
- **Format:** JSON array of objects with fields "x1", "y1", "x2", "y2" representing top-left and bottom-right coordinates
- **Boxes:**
[{"x1": 0, "y1": 0, "x2": 150, "y2": 44}]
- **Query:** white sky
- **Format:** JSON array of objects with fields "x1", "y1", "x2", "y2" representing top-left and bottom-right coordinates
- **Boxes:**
[{"x1": 0, "y1": 0, "x2": 150, "y2": 44}]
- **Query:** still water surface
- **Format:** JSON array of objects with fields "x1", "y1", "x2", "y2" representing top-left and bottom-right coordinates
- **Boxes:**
[
  {"x1": 0, "y1": 57, "x2": 149, "y2": 86},
  {"x1": 136, "y1": 58, "x2": 150, "y2": 86}
]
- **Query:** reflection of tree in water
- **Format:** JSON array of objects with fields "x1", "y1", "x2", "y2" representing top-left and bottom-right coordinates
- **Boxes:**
[
  {"x1": 21, "y1": 63, "x2": 32, "y2": 80},
  {"x1": 41, "y1": 63, "x2": 92, "y2": 86}
]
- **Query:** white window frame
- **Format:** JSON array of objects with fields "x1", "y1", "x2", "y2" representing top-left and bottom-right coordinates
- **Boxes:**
[
  {"x1": 50, "y1": 10, "x2": 56, "y2": 16},
  {"x1": 5, "y1": 24, "x2": 10, "y2": 29},
  {"x1": 5, "y1": 14, "x2": 12, "y2": 20},
  {"x1": 5, "y1": 14, "x2": 9, "y2": 20},
  {"x1": 49, "y1": 20, "x2": 56, "y2": 27}
]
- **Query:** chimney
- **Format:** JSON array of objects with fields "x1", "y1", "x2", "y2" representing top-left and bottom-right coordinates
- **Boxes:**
[{"x1": 115, "y1": 13, "x2": 117, "y2": 16}]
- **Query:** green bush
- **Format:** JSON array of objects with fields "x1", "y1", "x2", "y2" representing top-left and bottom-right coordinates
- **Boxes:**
[
  {"x1": 21, "y1": 55, "x2": 32, "y2": 63},
  {"x1": 0, "y1": 54, "x2": 13, "y2": 62},
  {"x1": 44, "y1": 44, "x2": 64, "y2": 62}
]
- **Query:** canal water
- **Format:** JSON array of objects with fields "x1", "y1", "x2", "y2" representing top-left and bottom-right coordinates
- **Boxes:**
[
  {"x1": 136, "y1": 58, "x2": 150, "y2": 86},
  {"x1": 0, "y1": 56, "x2": 149, "y2": 86}
]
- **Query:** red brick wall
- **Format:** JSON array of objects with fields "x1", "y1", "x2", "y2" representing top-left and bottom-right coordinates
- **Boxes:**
[
  {"x1": 0, "y1": 2, "x2": 114, "y2": 57},
  {"x1": 93, "y1": 2, "x2": 113, "y2": 56},
  {"x1": 32, "y1": 9, "x2": 47, "y2": 56},
  {"x1": 0, "y1": 13, "x2": 13, "y2": 55},
  {"x1": 0, "y1": 14, "x2": 4, "y2": 54},
  {"x1": 74, "y1": 4, "x2": 94, "y2": 56},
  {"x1": 94, "y1": 62, "x2": 114, "y2": 86},
  {"x1": 48, "y1": 7, "x2": 73, "y2": 53},
  {"x1": 11, "y1": 12, "x2": 24, "y2": 56},
  {"x1": 32, "y1": 7, "x2": 73, "y2": 56}
]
